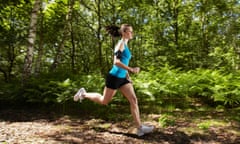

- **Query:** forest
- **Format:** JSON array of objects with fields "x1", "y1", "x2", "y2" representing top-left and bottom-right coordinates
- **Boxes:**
[
  {"x1": 0, "y1": 0, "x2": 240, "y2": 143},
  {"x1": 1, "y1": 0, "x2": 240, "y2": 107}
]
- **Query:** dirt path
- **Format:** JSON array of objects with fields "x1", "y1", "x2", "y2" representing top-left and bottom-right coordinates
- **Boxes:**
[{"x1": 0, "y1": 108, "x2": 239, "y2": 144}]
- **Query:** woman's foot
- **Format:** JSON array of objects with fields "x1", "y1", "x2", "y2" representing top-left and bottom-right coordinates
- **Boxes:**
[
  {"x1": 73, "y1": 88, "x2": 86, "y2": 102},
  {"x1": 137, "y1": 125, "x2": 154, "y2": 136}
]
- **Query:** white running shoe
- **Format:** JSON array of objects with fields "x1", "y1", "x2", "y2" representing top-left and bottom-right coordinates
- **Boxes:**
[
  {"x1": 137, "y1": 125, "x2": 154, "y2": 136},
  {"x1": 73, "y1": 88, "x2": 86, "y2": 102}
]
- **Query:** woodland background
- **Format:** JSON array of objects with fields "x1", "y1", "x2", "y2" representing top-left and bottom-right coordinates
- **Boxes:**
[{"x1": 0, "y1": 0, "x2": 240, "y2": 109}]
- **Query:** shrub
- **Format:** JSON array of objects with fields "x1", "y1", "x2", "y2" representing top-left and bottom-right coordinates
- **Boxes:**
[{"x1": 133, "y1": 66, "x2": 240, "y2": 107}]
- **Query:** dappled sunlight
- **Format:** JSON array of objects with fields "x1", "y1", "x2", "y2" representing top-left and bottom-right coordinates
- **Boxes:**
[{"x1": 0, "y1": 106, "x2": 239, "y2": 143}]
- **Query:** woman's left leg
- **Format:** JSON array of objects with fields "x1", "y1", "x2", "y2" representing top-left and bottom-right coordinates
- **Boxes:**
[{"x1": 119, "y1": 83, "x2": 141, "y2": 128}]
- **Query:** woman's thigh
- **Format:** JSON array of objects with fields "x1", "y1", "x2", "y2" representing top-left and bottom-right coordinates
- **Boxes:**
[
  {"x1": 102, "y1": 86, "x2": 117, "y2": 104},
  {"x1": 119, "y1": 83, "x2": 137, "y2": 103}
]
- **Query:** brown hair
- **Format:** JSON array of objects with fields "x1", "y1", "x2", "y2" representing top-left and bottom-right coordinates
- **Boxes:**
[{"x1": 105, "y1": 24, "x2": 131, "y2": 37}]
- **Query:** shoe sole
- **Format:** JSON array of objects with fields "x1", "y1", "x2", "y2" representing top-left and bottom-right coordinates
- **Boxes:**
[{"x1": 73, "y1": 88, "x2": 85, "y2": 102}]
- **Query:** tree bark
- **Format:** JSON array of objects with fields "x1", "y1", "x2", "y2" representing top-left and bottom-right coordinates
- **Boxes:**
[
  {"x1": 173, "y1": 0, "x2": 179, "y2": 48},
  {"x1": 22, "y1": 0, "x2": 41, "y2": 82},
  {"x1": 35, "y1": 3, "x2": 44, "y2": 75},
  {"x1": 51, "y1": 0, "x2": 75, "y2": 71}
]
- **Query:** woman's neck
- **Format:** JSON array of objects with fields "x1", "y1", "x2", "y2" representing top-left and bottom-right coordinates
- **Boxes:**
[{"x1": 122, "y1": 38, "x2": 128, "y2": 44}]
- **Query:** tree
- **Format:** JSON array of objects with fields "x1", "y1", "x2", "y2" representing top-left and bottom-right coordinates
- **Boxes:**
[
  {"x1": 34, "y1": 2, "x2": 44, "y2": 75},
  {"x1": 51, "y1": 0, "x2": 75, "y2": 71},
  {"x1": 22, "y1": 0, "x2": 41, "y2": 82}
]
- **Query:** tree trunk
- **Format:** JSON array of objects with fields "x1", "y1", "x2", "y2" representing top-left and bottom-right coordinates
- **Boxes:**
[
  {"x1": 200, "y1": 0, "x2": 210, "y2": 56},
  {"x1": 6, "y1": 8, "x2": 16, "y2": 82},
  {"x1": 173, "y1": 0, "x2": 179, "y2": 48},
  {"x1": 35, "y1": 3, "x2": 44, "y2": 75},
  {"x1": 22, "y1": 0, "x2": 41, "y2": 82},
  {"x1": 51, "y1": 0, "x2": 75, "y2": 71},
  {"x1": 96, "y1": 0, "x2": 103, "y2": 73},
  {"x1": 70, "y1": 23, "x2": 75, "y2": 72}
]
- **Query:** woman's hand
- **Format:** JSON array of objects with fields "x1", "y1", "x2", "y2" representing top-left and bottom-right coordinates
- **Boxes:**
[{"x1": 130, "y1": 67, "x2": 140, "y2": 74}]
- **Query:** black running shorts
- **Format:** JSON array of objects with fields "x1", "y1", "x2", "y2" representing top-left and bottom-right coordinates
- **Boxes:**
[{"x1": 106, "y1": 74, "x2": 130, "y2": 89}]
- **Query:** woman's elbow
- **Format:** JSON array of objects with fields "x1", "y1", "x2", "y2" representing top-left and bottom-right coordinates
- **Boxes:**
[{"x1": 114, "y1": 59, "x2": 121, "y2": 65}]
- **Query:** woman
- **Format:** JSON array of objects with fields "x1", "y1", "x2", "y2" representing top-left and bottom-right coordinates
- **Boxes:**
[{"x1": 74, "y1": 24, "x2": 154, "y2": 136}]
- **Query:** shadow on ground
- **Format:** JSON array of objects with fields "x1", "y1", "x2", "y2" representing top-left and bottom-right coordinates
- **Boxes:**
[
  {"x1": 0, "y1": 105, "x2": 240, "y2": 144},
  {"x1": 46, "y1": 126, "x2": 240, "y2": 144}
]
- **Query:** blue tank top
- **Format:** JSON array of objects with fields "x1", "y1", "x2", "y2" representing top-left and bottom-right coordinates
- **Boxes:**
[{"x1": 109, "y1": 41, "x2": 131, "y2": 78}]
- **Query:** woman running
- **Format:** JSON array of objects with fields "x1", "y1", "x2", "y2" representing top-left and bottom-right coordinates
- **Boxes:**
[{"x1": 74, "y1": 24, "x2": 154, "y2": 136}]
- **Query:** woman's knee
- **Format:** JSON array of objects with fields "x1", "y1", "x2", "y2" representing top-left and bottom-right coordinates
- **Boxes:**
[
  {"x1": 100, "y1": 96, "x2": 111, "y2": 105},
  {"x1": 102, "y1": 99, "x2": 110, "y2": 105},
  {"x1": 129, "y1": 95, "x2": 138, "y2": 105},
  {"x1": 101, "y1": 87, "x2": 116, "y2": 105}
]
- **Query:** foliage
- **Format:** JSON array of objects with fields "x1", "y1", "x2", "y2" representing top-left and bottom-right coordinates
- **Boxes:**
[
  {"x1": 0, "y1": 0, "x2": 240, "y2": 108},
  {"x1": 158, "y1": 114, "x2": 175, "y2": 128},
  {"x1": 197, "y1": 121, "x2": 211, "y2": 130},
  {"x1": 1, "y1": 66, "x2": 240, "y2": 108},
  {"x1": 0, "y1": 72, "x2": 105, "y2": 104},
  {"x1": 133, "y1": 66, "x2": 240, "y2": 107}
]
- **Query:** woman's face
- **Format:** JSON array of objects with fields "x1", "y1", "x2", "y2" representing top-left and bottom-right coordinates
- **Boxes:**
[{"x1": 123, "y1": 27, "x2": 133, "y2": 40}]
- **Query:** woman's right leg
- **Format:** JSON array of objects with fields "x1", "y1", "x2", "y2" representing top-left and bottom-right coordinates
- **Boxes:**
[{"x1": 83, "y1": 87, "x2": 116, "y2": 105}]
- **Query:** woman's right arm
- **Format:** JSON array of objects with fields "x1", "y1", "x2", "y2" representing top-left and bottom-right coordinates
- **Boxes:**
[
  {"x1": 113, "y1": 42, "x2": 134, "y2": 72},
  {"x1": 113, "y1": 42, "x2": 140, "y2": 74}
]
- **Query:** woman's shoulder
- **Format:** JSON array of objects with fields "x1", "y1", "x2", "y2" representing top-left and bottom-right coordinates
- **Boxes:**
[{"x1": 115, "y1": 40, "x2": 125, "y2": 51}]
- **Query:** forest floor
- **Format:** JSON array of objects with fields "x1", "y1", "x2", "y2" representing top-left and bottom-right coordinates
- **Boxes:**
[{"x1": 0, "y1": 102, "x2": 240, "y2": 144}]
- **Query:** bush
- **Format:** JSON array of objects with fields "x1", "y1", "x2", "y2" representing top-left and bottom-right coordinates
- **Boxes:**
[
  {"x1": 1, "y1": 66, "x2": 240, "y2": 108},
  {"x1": 0, "y1": 72, "x2": 105, "y2": 105},
  {"x1": 133, "y1": 66, "x2": 240, "y2": 107}
]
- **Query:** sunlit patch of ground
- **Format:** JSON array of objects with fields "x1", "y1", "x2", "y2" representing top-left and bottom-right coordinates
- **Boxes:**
[{"x1": 0, "y1": 107, "x2": 239, "y2": 144}]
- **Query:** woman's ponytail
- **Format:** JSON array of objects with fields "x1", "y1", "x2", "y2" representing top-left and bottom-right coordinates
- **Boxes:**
[{"x1": 105, "y1": 25, "x2": 121, "y2": 37}]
